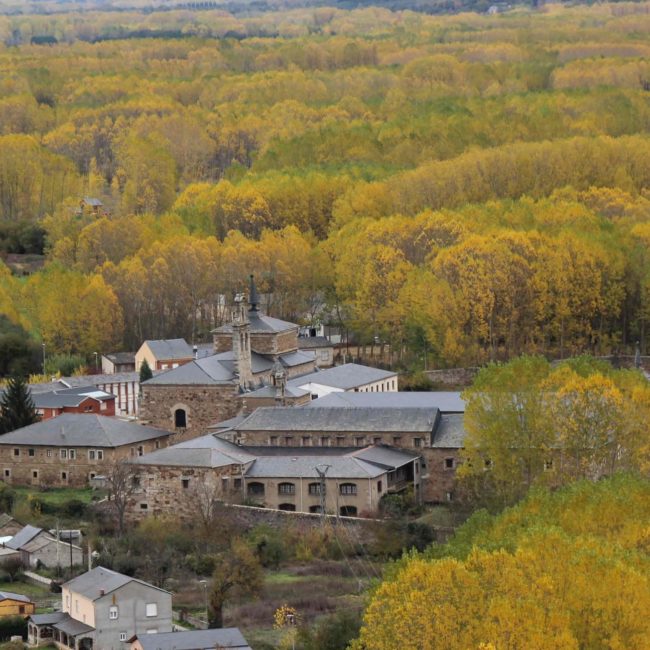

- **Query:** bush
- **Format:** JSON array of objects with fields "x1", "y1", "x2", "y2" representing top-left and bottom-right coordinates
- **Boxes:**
[
  {"x1": 60, "y1": 499, "x2": 87, "y2": 518},
  {"x1": 0, "y1": 616, "x2": 27, "y2": 642},
  {"x1": 0, "y1": 484, "x2": 16, "y2": 512}
]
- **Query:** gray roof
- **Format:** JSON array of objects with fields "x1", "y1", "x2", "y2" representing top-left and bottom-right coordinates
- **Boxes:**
[
  {"x1": 53, "y1": 615, "x2": 95, "y2": 637},
  {"x1": 245, "y1": 444, "x2": 417, "y2": 479},
  {"x1": 0, "y1": 414, "x2": 170, "y2": 448},
  {"x1": 133, "y1": 434, "x2": 255, "y2": 469},
  {"x1": 28, "y1": 371, "x2": 145, "y2": 395},
  {"x1": 31, "y1": 385, "x2": 115, "y2": 409},
  {"x1": 31, "y1": 612, "x2": 67, "y2": 625},
  {"x1": 297, "y1": 336, "x2": 333, "y2": 349},
  {"x1": 306, "y1": 391, "x2": 465, "y2": 413},
  {"x1": 233, "y1": 406, "x2": 438, "y2": 433},
  {"x1": 83, "y1": 197, "x2": 103, "y2": 207},
  {"x1": 133, "y1": 628, "x2": 251, "y2": 650},
  {"x1": 143, "y1": 339, "x2": 193, "y2": 361},
  {"x1": 6, "y1": 525, "x2": 42, "y2": 550},
  {"x1": 213, "y1": 311, "x2": 297, "y2": 335},
  {"x1": 288, "y1": 363, "x2": 396, "y2": 390},
  {"x1": 279, "y1": 350, "x2": 316, "y2": 367},
  {"x1": 208, "y1": 415, "x2": 249, "y2": 430},
  {"x1": 241, "y1": 385, "x2": 309, "y2": 400},
  {"x1": 432, "y1": 414, "x2": 465, "y2": 448},
  {"x1": 64, "y1": 566, "x2": 169, "y2": 601},
  {"x1": 0, "y1": 590, "x2": 32, "y2": 604},
  {"x1": 102, "y1": 352, "x2": 135, "y2": 365},
  {"x1": 0, "y1": 514, "x2": 17, "y2": 528}
]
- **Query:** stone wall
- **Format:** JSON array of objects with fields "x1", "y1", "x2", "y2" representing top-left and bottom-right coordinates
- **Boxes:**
[
  {"x1": 425, "y1": 367, "x2": 479, "y2": 388},
  {"x1": 420, "y1": 448, "x2": 461, "y2": 503},
  {"x1": 250, "y1": 329, "x2": 298, "y2": 356},
  {"x1": 139, "y1": 383, "x2": 241, "y2": 439},
  {"x1": 0, "y1": 437, "x2": 169, "y2": 489},
  {"x1": 213, "y1": 333, "x2": 232, "y2": 353}
]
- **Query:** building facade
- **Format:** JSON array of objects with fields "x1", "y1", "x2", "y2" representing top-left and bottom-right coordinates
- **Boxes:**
[{"x1": 0, "y1": 415, "x2": 171, "y2": 489}]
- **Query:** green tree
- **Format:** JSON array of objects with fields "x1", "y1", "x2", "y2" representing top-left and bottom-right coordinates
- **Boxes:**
[
  {"x1": 139, "y1": 358, "x2": 153, "y2": 383},
  {"x1": 0, "y1": 376, "x2": 38, "y2": 434},
  {"x1": 209, "y1": 539, "x2": 263, "y2": 628}
]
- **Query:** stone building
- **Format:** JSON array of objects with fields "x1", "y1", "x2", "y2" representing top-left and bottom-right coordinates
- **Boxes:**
[
  {"x1": 0, "y1": 414, "x2": 171, "y2": 489},
  {"x1": 5, "y1": 524, "x2": 83, "y2": 569},
  {"x1": 129, "y1": 434, "x2": 422, "y2": 519},
  {"x1": 139, "y1": 277, "x2": 316, "y2": 440}
]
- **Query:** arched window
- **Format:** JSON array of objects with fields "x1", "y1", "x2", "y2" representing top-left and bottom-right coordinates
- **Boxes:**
[
  {"x1": 174, "y1": 409, "x2": 187, "y2": 429},
  {"x1": 340, "y1": 505, "x2": 357, "y2": 517},
  {"x1": 308, "y1": 482, "x2": 324, "y2": 496},
  {"x1": 309, "y1": 505, "x2": 323, "y2": 514},
  {"x1": 278, "y1": 482, "x2": 295, "y2": 495},
  {"x1": 278, "y1": 503, "x2": 296, "y2": 511},
  {"x1": 339, "y1": 483, "x2": 357, "y2": 495},
  {"x1": 247, "y1": 482, "x2": 265, "y2": 496}
]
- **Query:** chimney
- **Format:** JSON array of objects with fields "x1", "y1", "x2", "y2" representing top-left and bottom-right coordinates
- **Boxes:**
[
  {"x1": 193, "y1": 345, "x2": 198, "y2": 360},
  {"x1": 232, "y1": 292, "x2": 252, "y2": 390},
  {"x1": 100, "y1": 589, "x2": 105, "y2": 596}
]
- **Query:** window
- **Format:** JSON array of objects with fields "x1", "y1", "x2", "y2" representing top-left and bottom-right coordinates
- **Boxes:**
[
  {"x1": 46, "y1": 449, "x2": 52, "y2": 457},
  {"x1": 84, "y1": 405, "x2": 93, "y2": 412},
  {"x1": 174, "y1": 409, "x2": 187, "y2": 428},
  {"x1": 269, "y1": 436, "x2": 278, "y2": 446},
  {"x1": 119, "y1": 633, "x2": 127, "y2": 642},
  {"x1": 222, "y1": 477, "x2": 229, "y2": 492},
  {"x1": 88, "y1": 450, "x2": 95, "y2": 460},
  {"x1": 97, "y1": 450, "x2": 104, "y2": 460},
  {"x1": 336, "y1": 436, "x2": 345, "y2": 446},
  {"x1": 278, "y1": 503, "x2": 296, "y2": 511},
  {"x1": 145, "y1": 603, "x2": 158, "y2": 617},
  {"x1": 392, "y1": 436, "x2": 402, "y2": 446},
  {"x1": 109, "y1": 606, "x2": 119, "y2": 620},
  {"x1": 373, "y1": 437, "x2": 381, "y2": 445},
  {"x1": 60, "y1": 449, "x2": 67, "y2": 460},
  {"x1": 340, "y1": 505, "x2": 357, "y2": 517},
  {"x1": 28, "y1": 448, "x2": 35, "y2": 457},
  {"x1": 69, "y1": 449, "x2": 76, "y2": 460},
  {"x1": 247, "y1": 482, "x2": 265, "y2": 496},
  {"x1": 18, "y1": 605, "x2": 24, "y2": 614},
  {"x1": 137, "y1": 446, "x2": 144, "y2": 457},
  {"x1": 377, "y1": 480, "x2": 382, "y2": 493},
  {"x1": 61, "y1": 472, "x2": 67, "y2": 481},
  {"x1": 444, "y1": 458, "x2": 455, "y2": 470},
  {"x1": 181, "y1": 479, "x2": 190, "y2": 489},
  {"x1": 140, "y1": 503, "x2": 148, "y2": 510},
  {"x1": 13, "y1": 449, "x2": 19, "y2": 457},
  {"x1": 32, "y1": 470, "x2": 39, "y2": 479},
  {"x1": 284, "y1": 436, "x2": 294, "y2": 446},
  {"x1": 309, "y1": 505, "x2": 323, "y2": 513},
  {"x1": 3, "y1": 469, "x2": 10, "y2": 478},
  {"x1": 278, "y1": 482, "x2": 295, "y2": 495},
  {"x1": 301, "y1": 436, "x2": 310, "y2": 447},
  {"x1": 413, "y1": 438, "x2": 422, "y2": 448},
  {"x1": 354, "y1": 437, "x2": 365, "y2": 447},
  {"x1": 155, "y1": 440, "x2": 161, "y2": 449},
  {"x1": 308, "y1": 482, "x2": 324, "y2": 496},
  {"x1": 339, "y1": 483, "x2": 357, "y2": 495},
  {"x1": 233, "y1": 478, "x2": 242, "y2": 489},
  {"x1": 319, "y1": 436, "x2": 330, "y2": 447},
  {"x1": 446, "y1": 492, "x2": 454, "y2": 502}
]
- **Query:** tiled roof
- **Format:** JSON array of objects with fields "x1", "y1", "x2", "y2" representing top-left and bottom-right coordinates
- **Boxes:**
[
  {"x1": 431, "y1": 414, "x2": 465, "y2": 448},
  {"x1": 0, "y1": 414, "x2": 170, "y2": 447},
  {"x1": 213, "y1": 312, "x2": 297, "y2": 335}
]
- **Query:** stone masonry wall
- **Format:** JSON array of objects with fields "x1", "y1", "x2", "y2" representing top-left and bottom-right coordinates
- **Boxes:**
[
  {"x1": 139, "y1": 383, "x2": 241, "y2": 440},
  {"x1": 420, "y1": 448, "x2": 461, "y2": 503}
]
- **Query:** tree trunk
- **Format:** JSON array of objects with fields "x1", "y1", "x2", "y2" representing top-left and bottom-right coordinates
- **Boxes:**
[{"x1": 208, "y1": 603, "x2": 224, "y2": 629}]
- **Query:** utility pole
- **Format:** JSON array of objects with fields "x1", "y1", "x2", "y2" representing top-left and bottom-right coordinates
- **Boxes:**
[{"x1": 315, "y1": 464, "x2": 330, "y2": 524}]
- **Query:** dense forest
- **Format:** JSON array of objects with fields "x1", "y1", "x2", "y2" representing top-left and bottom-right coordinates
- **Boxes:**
[{"x1": 1, "y1": 2, "x2": 650, "y2": 369}]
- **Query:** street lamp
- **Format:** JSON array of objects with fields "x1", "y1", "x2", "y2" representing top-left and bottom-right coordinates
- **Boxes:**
[{"x1": 198, "y1": 579, "x2": 208, "y2": 628}]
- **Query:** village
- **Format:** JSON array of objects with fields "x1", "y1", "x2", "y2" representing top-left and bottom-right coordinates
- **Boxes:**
[{"x1": 0, "y1": 275, "x2": 473, "y2": 650}]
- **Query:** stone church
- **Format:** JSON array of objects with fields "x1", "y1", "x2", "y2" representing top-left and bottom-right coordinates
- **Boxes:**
[{"x1": 138, "y1": 277, "x2": 316, "y2": 440}]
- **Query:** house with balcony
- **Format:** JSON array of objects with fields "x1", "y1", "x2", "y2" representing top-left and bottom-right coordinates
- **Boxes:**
[{"x1": 28, "y1": 566, "x2": 172, "y2": 650}]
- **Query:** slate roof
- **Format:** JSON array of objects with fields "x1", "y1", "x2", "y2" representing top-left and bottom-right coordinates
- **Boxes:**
[
  {"x1": 0, "y1": 514, "x2": 17, "y2": 529},
  {"x1": 288, "y1": 363, "x2": 396, "y2": 391},
  {"x1": 82, "y1": 197, "x2": 103, "y2": 207},
  {"x1": 213, "y1": 312, "x2": 297, "y2": 335},
  {"x1": 31, "y1": 612, "x2": 67, "y2": 625},
  {"x1": 245, "y1": 445, "x2": 417, "y2": 479},
  {"x1": 31, "y1": 385, "x2": 115, "y2": 409},
  {"x1": 102, "y1": 352, "x2": 135, "y2": 365},
  {"x1": 64, "y1": 566, "x2": 169, "y2": 601},
  {"x1": 306, "y1": 391, "x2": 466, "y2": 413},
  {"x1": 0, "y1": 414, "x2": 170, "y2": 448},
  {"x1": 279, "y1": 350, "x2": 316, "y2": 367},
  {"x1": 28, "y1": 372, "x2": 146, "y2": 395},
  {"x1": 132, "y1": 434, "x2": 255, "y2": 468},
  {"x1": 297, "y1": 336, "x2": 333, "y2": 349},
  {"x1": 0, "y1": 590, "x2": 32, "y2": 604},
  {"x1": 133, "y1": 628, "x2": 251, "y2": 650},
  {"x1": 6, "y1": 525, "x2": 42, "y2": 550},
  {"x1": 208, "y1": 415, "x2": 249, "y2": 430},
  {"x1": 144, "y1": 339, "x2": 193, "y2": 361},
  {"x1": 431, "y1": 414, "x2": 465, "y2": 448},
  {"x1": 233, "y1": 406, "x2": 439, "y2": 433},
  {"x1": 54, "y1": 616, "x2": 95, "y2": 637},
  {"x1": 241, "y1": 385, "x2": 309, "y2": 400}
]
